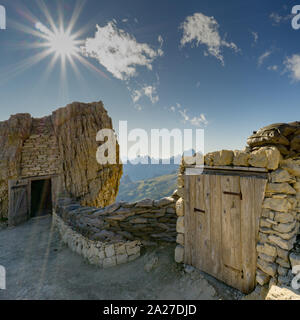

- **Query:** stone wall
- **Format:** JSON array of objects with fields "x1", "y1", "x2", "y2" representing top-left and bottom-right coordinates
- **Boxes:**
[
  {"x1": 21, "y1": 117, "x2": 62, "y2": 178},
  {"x1": 175, "y1": 121, "x2": 300, "y2": 294},
  {"x1": 53, "y1": 194, "x2": 178, "y2": 268},
  {"x1": 55, "y1": 193, "x2": 178, "y2": 246},
  {"x1": 53, "y1": 209, "x2": 141, "y2": 268}
]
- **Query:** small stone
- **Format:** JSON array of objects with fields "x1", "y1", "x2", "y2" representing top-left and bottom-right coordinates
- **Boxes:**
[
  {"x1": 257, "y1": 258, "x2": 277, "y2": 277},
  {"x1": 266, "y1": 183, "x2": 296, "y2": 195},
  {"x1": 126, "y1": 244, "x2": 140, "y2": 256},
  {"x1": 277, "y1": 247, "x2": 289, "y2": 261},
  {"x1": 115, "y1": 243, "x2": 126, "y2": 255},
  {"x1": 128, "y1": 252, "x2": 140, "y2": 261},
  {"x1": 175, "y1": 245, "x2": 184, "y2": 263},
  {"x1": 212, "y1": 150, "x2": 234, "y2": 166},
  {"x1": 176, "y1": 217, "x2": 184, "y2": 234},
  {"x1": 256, "y1": 269, "x2": 270, "y2": 286},
  {"x1": 176, "y1": 233, "x2": 184, "y2": 246},
  {"x1": 249, "y1": 148, "x2": 268, "y2": 168},
  {"x1": 262, "y1": 198, "x2": 291, "y2": 213},
  {"x1": 268, "y1": 235, "x2": 296, "y2": 250},
  {"x1": 135, "y1": 199, "x2": 154, "y2": 207},
  {"x1": 270, "y1": 169, "x2": 293, "y2": 183},
  {"x1": 103, "y1": 256, "x2": 117, "y2": 268},
  {"x1": 289, "y1": 252, "x2": 300, "y2": 268},
  {"x1": 233, "y1": 150, "x2": 250, "y2": 167},
  {"x1": 278, "y1": 266, "x2": 288, "y2": 276},
  {"x1": 276, "y1": 257, "x2": 290, "y2": 268},
  {"x1": 105, "y1": 244, "x2": 115, "y2": 258},
  {"x1": 272, "y1": 221, "x2": 296, "y2": 233},
  {"x1": 266, "y1": 286, "x2": 300, "y2": 300},
  {"x1": 184, "y1": 265, "x2": 195, "y2": 274},
  {"x1": 274, "y1": 212, "x2": 295, "y2": 224},
  {"x1": 281, "y1": 158, "x2": 300, "y2": 177},
  {"x1": 176, "y1": 198, "x2": 184, "y2": 217},
  {"x1": 257, "y1": 243, "x2": 277, "y2": 257},
  {"x1": 155, "y1": 197, "x2": 175, "y2": 207}
]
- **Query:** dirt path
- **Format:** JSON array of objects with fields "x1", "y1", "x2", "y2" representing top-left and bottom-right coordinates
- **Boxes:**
[{"x1": 0, "y1": 216, "x2": 242, "y2": 300}]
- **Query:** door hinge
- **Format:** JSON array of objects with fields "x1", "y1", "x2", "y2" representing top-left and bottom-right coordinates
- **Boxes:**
[
  {"x1": 223, "y1": 191, "x2": 242, "y2": 200},
  {"x1": 194, "y1": 208, "x2": 205, "y2": 213}
]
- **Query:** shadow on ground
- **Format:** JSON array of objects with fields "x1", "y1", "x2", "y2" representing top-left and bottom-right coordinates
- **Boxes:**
[{"x1": 0, "y1": 216, "x2": 242, "y2": 300}]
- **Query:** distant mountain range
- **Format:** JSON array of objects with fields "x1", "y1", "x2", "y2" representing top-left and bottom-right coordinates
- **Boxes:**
[
  {"x1": 122, "y1": 155, "x2": 180, "y2": 181},
  {"x1": 116, "y1": 172, "x2": 177, "y2": 202}
]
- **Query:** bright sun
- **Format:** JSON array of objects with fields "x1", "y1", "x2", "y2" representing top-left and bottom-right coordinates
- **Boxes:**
[
  {"x1": 10, "y1": 2, "x2": 107, "y2": 83},
  {"x1": 48, "y1": 30, "x2": 77, "y2": 59},
  {"x1": 35, "y1": 22, "x2": 79, "y2": 60}
]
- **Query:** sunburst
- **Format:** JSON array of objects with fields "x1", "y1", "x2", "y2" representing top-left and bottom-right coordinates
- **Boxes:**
[{"x1": 1, "y1": 0, "x2": 107, "y2": 87}]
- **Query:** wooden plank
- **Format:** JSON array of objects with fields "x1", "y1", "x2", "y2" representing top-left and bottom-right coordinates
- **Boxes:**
[
  {"x1": 201, "y1": 174, "x2": 211, "y2": 273},
  {"x1": 185, "y1": 165, "x2": 268, "y2": 173},
  {"x1": 221, "y1": 175, "x2": 243, "y2": 290},
  {"x1": 184, "y1": 175, "x2": 191, "y2": 265},
  {"x1": 209, "y1": 174, "x2": 222, "y2": 277},
  {"x1": 240, "y1": 176, "x2": 267, "y2": 293},
  {"x1": 194, "y1": 175, "x2": 205, "y2": 271}
]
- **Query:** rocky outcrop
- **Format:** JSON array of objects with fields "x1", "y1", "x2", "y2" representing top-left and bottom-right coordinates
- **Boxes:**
[
  {"x1": 0, "y1": 101, "x2": 122, "y2": 219},
  {"x1": 0, "y1": 114, "x2": 32, "y2": 218},
  {"x1": 52, "y1": 101, "x2": 122, "y2": 208},
  {"x1": 247, "y1": 122, "x2": 300, "y2": 158}
]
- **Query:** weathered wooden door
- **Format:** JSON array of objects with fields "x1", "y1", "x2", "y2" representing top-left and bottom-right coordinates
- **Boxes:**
[
  {"x1": 184, "y1": 172, "x2": 267, "y2": 293},
  {"x1": 8, "y1": 180, "x2": 29, "y2": 226}
]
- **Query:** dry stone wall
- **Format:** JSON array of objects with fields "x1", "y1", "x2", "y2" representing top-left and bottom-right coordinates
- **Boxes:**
[
  {"x1": 53, "y1": 194, "x2": 178, "y2": 268},
  {"x1": 21, "y1": 117, "x2": 62, "y2": 178},
  {"x1": 175, "y1": 121, "x2": 300, "y2": 294}
]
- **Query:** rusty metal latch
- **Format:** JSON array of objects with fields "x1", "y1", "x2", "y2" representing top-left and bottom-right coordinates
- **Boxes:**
[
  {"x1": 194, "y1": 208, "x2": 205, "y2": 213},
  {"x1": 223, "y1": 191, "x2": 243, "y2": 200}
]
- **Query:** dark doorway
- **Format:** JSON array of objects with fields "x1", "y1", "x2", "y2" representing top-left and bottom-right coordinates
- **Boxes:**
[{"x1": 30, "y1": 179, "x2": 52, "y2": 217}]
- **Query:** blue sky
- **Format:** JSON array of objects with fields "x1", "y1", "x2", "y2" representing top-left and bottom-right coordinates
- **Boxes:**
[{"x1": 0, "y1": 0, "x2": 300, "y2": 158}]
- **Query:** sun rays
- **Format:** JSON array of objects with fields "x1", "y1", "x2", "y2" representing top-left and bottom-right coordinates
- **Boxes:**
[{"x1": 1, "y1": 0, "x2": 107, "y2": 88}]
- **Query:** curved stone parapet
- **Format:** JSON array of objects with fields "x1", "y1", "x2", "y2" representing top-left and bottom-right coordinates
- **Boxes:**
[
  {"x1": 53, "y1": 212, "x2": 141, "y2": 268},
  {"x1": 52, "y1": 193, "x2": 178, "y2": 268}
]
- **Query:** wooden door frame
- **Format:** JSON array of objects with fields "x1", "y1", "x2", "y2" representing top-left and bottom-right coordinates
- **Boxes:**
[{"x1": 8, "y1": 174, "x2": 60, "y2": 225}]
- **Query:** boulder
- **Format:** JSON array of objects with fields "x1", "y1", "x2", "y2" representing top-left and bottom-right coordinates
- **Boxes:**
[{"x1": 233, "y1": 150, "x2": 250, "y2": 166}]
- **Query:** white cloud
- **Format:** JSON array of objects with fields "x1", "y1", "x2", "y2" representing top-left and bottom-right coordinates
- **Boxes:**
[
  {"x1": 267, "y1": 65, "x2": 278, "y2": 71},
  {"x1": 251, "y1": 31, "x2": 258, "y2": 44},
  {"x1": 270, "y1": 12, "x2": 292, "y2": 25},
  {"x1": 258, "y1": 51, "x2": 272, "y2": 66},
  {"x1": 180, "y1": 12, "x2": 239, "y2": 65},
  {"x1": 132, "y1": 85, "x2": 159, "y2": 104},
  {"x1": 81, "y1": 21, "x2": 163, "y2": 80},
  {"x1": 284, "y1": 54, "x2": 300, "y2": 81},
  {"x1": 170, "y1": 103, "x2": 208, "y2": 127}
]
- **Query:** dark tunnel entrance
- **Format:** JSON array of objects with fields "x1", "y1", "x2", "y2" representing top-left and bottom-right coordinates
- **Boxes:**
[{"x1": 30, "y1": 179, "x2": 52, "y2": 217}]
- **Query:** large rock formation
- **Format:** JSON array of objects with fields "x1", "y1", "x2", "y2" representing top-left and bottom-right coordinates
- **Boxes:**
[
  {"x1": 0, "y1": 101, "x2": 122, "y2": 219},
  {"x1": 0, "y1": 114, "x2": 32, "y2": 218},
  {"x1": 247, "y1": 122, "x2": 300, "y2": 158}
]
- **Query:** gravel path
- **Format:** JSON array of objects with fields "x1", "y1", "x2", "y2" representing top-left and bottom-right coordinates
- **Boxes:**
[{"x1": 0, "y1": 216, "x2": 242, "y2": 300}]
